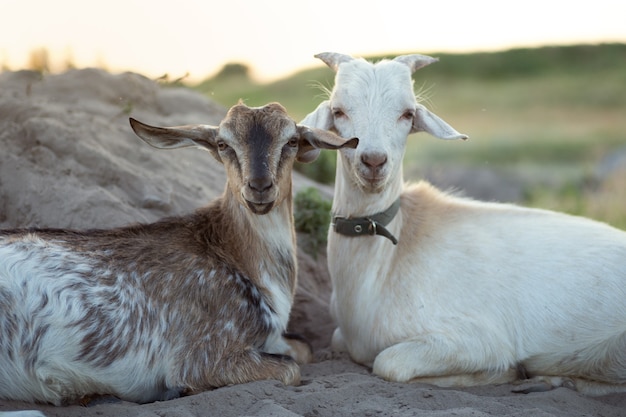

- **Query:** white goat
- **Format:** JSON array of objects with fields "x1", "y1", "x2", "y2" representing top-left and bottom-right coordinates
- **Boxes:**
[
  {"x1": 0, "y1": 102, "x2": 357, "y2": 406},
  {"x1": 301, "y1": 52, "x2": 626, "y2": 395}
]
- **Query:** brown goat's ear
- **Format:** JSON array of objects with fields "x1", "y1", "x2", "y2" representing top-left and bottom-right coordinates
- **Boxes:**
[
  {"x1": 296, "y1": 125, "x2": 358, "y2": 163},
  {"x1": 129, "y1": 118, "x2": 222, "y2": 161}
]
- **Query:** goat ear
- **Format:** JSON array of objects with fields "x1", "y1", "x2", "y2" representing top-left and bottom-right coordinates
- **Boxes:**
[
  {"x1": 315, "y1": 52, "x2": 354, "y2": 72},
  {"x1": 411, "y1": 104, "x2": 469, "y2": 141},
  {"x1": 300, "y1": 100, "x2": 334, "y2": 131},
  {"x1": 393, "y1": 54, "x2": 439, "y2": 73},
  {"x1": 295, "y1": 125, "x2": 359, "y2": 163},
  {"x1": 129, "y1": 118, "x2": 222, "y2": 160}
]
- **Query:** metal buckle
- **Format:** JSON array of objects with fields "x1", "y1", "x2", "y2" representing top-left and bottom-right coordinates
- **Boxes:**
[{"x1": 367, "y1": 218, "x2": 377, "y2": 236}]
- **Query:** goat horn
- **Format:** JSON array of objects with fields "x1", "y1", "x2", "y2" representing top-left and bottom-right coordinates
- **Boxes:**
[
  {"x1": 393, "y1": 54, "x2": 439, "y2": 73},
  {"x1": 314, "y1": 52, "x2": 354, "y2": 72}
]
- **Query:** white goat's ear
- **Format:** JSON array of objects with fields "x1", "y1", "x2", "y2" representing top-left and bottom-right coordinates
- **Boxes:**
[
  {"x1": 129, "y1": 118, "x2": 222, "y2": 160},
  {"x1": 300, "y1": 100, "x2": 334, "y2": 131},
  {"x1": 315, "y1": 52, "x2": 354, "y2": 72},
  {"x1": 393, "y1": 54, "x2": 439, "y2": 73},
  {"x1": 411, "y1": 104, "x2": 469, "y2": 140},
  {"x1": 295, "y1": 125, "x2": 358, "y2": 163}
]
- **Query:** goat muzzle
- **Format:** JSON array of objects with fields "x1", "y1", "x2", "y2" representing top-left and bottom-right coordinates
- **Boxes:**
[{"x1": 242, "y1": 183, "x2": 278, "y2": 215}]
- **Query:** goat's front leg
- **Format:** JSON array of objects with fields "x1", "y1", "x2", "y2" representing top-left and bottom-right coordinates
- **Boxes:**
[{"x1": 372, "y1": 336, "x2": 518, "y2": 387}]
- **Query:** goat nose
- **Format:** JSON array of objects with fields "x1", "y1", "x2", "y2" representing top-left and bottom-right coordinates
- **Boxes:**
[
  {"x1": 361, "y1": 152, "x2": 387, "y2": 169},
  {"x1": 248, "y1": 177, "x2": 272, "y2": 192}
]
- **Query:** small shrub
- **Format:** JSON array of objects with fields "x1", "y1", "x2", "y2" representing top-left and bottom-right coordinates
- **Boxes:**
[
  {"x1": 294, "y1": 187, "x2": 332, "y2": 256},
  {"x1": 294, "y1": 150, "x2": 337, "y2": 184}
]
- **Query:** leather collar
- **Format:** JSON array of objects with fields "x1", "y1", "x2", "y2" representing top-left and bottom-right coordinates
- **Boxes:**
[{"x1": 331, "y1": 198, "x2": 401, "y2": 245}]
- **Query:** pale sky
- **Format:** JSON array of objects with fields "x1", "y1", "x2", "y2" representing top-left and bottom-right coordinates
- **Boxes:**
[{"x1": 2, "y1": 0, "x2": 625, "y2": 82}]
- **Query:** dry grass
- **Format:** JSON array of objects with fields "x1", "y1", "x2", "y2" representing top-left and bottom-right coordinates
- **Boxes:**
[
  {"x1": 526, "y1": 168, "x2": 626, "y2": 230},
  {"x1": 406, "y1": 72, "x2": 626, "y2": 230}
]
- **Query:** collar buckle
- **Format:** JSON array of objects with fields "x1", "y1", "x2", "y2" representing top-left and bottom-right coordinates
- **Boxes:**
[
  {"x1": 366, "y1": 218, "x2": 377, "y2": 236},
  {"x1": 332, "y1": 198, "x2": 401, "y2": 245}
]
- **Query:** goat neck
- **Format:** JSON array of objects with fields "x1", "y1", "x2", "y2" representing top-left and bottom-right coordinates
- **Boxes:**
[{"x1": 214, "y1": 179, "x2": 297, "y2": 292}]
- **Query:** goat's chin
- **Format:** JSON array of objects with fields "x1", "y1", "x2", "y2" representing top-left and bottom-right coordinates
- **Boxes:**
[
  {"x1": 245, "y1": 200, "x2": 275, "y2": 215},
  {"x1": 355, "y1": 175, "x2": 387, "y2": 194},
  {"x1": 357, "y1": 184, "x2": 384, "y2": 194},
  {"x1": 353, "y1": 167, "x2": 389, "y2": 194}
]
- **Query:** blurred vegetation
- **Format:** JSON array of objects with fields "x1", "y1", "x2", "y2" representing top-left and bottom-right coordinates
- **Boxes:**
[
  {"x1": 192, "y1": 43, "x2": 626, "y2": 118},
  {"x1": 191, "y1": 43, "x2": 626, "y2": 230},
  {"x1": 405, "y1": 43, "x2": 626, "y2": 81},
  {"x1": 194, "y1": 63, "x2": 334, "y2": 120},
  {"x1": 27, "y1": 48, "x2": 51, "y2": 73},
  {"x1": 8, "y1": 44, "x2": 624, "y2": 229},
  {"x1": 293, "y1": 187, "x2": 333, "y2": 257}
]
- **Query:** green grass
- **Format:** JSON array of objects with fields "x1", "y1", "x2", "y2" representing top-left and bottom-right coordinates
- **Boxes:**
[
  {"x1": 402, "y1": 52, "x2": 626, "y2": 230},
  {"x1": 190, "y1": 43, "x2": 626, "y2": 229},
  {"x1": 293, "y1": 187, "x2": 333, "y2": 256}
]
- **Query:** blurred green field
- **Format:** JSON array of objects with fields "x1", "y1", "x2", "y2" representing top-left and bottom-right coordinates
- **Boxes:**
[{"x1": 191, "y1": 44, "x2": 626, "y2": 229}]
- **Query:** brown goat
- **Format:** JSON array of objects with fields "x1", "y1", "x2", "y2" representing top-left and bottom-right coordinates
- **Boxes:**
[{"x1": 0, "y1": 102, "x2": 357, "y2": 405}]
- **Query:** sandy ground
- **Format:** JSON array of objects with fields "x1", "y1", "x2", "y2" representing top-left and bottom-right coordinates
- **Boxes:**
[{"x1": 1, "y1": 69, "x2": 625, "y2": 417}]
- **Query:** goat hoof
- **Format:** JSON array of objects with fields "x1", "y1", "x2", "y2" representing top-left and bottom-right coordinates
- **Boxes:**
[
  {"x1": 511, "y1": 381, "x2": 554, "y2": 394},
  {"x1": 284, "y1": 332, "x2": 314, "y2": 364},
  {"x1": 512, "y1": 376, "x2": 577, "y2": 394}
]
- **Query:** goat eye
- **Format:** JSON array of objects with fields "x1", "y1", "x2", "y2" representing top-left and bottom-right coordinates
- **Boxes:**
[
  {"x1": 217, "y1": 141, "x2": 228, "y2": 151},
  {"x1": 332, "y1": 108, "x2": 346, "y2": 118},
  {"x1": 287, "y1": 137, "x2": 299, "y2": 148},
  {"x1": 400, "y1": 110, "x2": 415, "y2": 121}
]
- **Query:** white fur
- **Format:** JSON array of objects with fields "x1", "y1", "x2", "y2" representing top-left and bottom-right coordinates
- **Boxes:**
[
  {"x1": 0, "y1": 241, "x2": 172, "y2": 403},
  {"x1": 302, "y1": 52, "x2": 626, "y2": 395}
]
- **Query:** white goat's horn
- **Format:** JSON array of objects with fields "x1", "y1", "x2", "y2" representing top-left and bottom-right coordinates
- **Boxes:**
[
  {"x1": 315, "y1": 52, "x2": 354, "y2": 72},
  {"x1": 393, "y1": 54, "x2": 439, "y2": 73}
]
